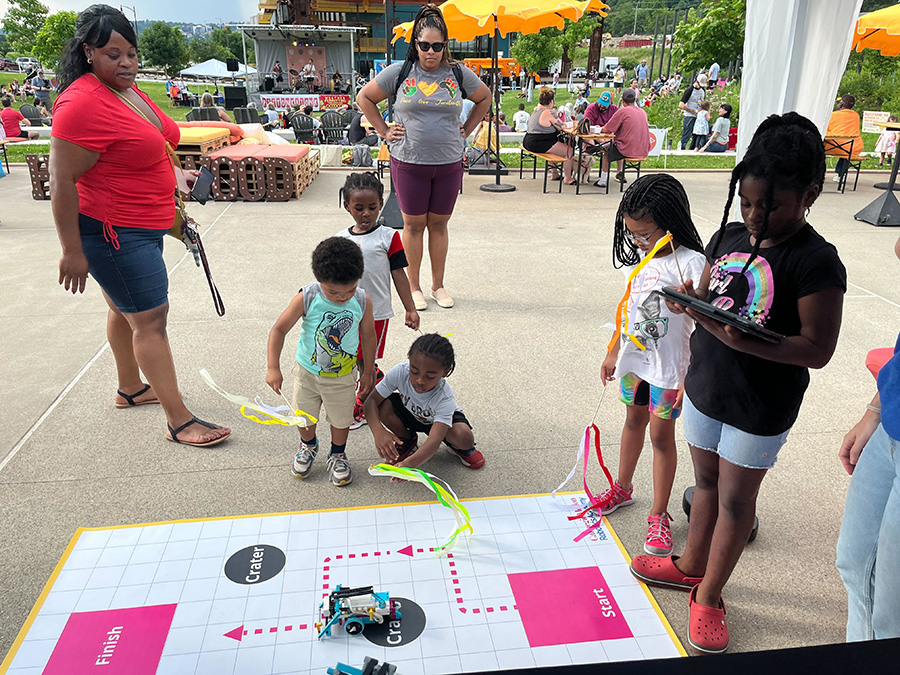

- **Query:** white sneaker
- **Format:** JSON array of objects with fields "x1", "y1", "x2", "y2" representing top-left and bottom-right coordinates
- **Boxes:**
[
  {"x1": 832, "y1": 174, "x2": 842, "y2": 183},
  {"x1": 292, "y1": 439, "x2": 318, "y2": 478},
  {"x1": 327, "y1": 453, "x2": 352, "y2": 487}
]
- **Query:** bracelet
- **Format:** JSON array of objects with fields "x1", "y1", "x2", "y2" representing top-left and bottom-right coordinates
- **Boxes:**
[{"x1": 866, "y1": 404, "x2": 881, "y2": 415}]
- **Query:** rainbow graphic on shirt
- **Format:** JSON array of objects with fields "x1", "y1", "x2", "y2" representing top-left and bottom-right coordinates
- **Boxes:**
[{"x1": 708, "y1": 252, "x2": 774, "y2": 324}]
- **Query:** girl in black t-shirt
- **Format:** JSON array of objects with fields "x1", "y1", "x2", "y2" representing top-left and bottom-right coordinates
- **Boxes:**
[{"x1": 629, "y1": 113, "x2": 846, "y2": 654}]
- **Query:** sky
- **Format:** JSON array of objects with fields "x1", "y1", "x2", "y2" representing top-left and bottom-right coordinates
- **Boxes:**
[{"x1": 0, "y1": 0, "x2": 260, "y2": 25}]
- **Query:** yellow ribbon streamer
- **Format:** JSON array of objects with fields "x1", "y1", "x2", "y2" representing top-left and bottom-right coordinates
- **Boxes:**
[
  {"x1": 368, "y1": 463, "x2": 472, "y2": 555},
  {"x1": 201, "y1": 369, "x2": 318, "y2": 427},
  {"x1": 607, "y1": 233, "x2": 674, "y2": 353}
]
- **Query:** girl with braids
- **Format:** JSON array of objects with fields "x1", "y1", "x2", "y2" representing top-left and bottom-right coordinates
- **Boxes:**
[
  {"x1": 630, "y1": 112, "x2": 847, "y2": 654},
  {"x1": 364, "y1": 334, "x2": 484, "y2": 470},
  {"x1": 335, "y1": 172, "x2": 421, "y2": 429},
  {"x1": 357, "y1": 4, "x2": 491, "y2": 312},
  {"x1": 600, "y1": 174, "x2": 707, "y2": 559}
]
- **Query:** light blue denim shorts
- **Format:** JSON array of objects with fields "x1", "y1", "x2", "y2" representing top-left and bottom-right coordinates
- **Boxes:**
[{"x1": 681, "y1": 393, "x2": 790, "y2": 470}]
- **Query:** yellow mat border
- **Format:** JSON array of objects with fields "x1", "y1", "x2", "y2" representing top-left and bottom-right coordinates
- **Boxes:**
[{"x1": 0, "y1": 491, "x2": 685, "y2": 672}]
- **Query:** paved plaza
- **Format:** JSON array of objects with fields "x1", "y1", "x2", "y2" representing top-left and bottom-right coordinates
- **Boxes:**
[{"x1": 1, "y1": 164, "x2": 898, "y2": 660}]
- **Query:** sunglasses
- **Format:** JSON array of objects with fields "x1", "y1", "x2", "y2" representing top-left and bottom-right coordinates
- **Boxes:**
[{"x1": 416, "y1": 41, "x2": 446, "y2": 53}]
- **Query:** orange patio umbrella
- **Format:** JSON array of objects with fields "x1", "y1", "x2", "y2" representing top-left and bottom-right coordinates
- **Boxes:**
[
  {"x1": 391, "y1": 0, "x2": 609, "y2": 43},
  {"x1": 853, "y1": 3, "x2": 900, "y2": 56}
]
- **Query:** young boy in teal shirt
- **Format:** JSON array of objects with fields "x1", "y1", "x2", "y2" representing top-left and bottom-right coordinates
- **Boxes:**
[{"x1": 267, "y1": 237, "x2": 376, "y2": 486}]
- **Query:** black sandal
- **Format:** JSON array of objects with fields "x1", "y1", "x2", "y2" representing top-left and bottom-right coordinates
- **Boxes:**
[
  {"x1": 166, "y1": 416, "x2": 231, "y2": 447},
  {"x1": 115, "y1": 383, "x2": 160, "y2": 408}
]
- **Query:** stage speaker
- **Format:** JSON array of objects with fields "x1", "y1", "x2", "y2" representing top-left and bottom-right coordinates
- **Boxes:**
[
  {"x1": 223, "y1": 85, "x2": 248, "y2": 110},
  {"x1": 263, "y1": 76, "x2": 274, "y2": 92},
  {"x1": 226, "y1": 57, "x2": 239, "y2": 72}
]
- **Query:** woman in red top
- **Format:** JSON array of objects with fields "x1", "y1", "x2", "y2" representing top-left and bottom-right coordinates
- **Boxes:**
[{"x1": 51, "y1": 5, "x2": 230, "y2": 447}]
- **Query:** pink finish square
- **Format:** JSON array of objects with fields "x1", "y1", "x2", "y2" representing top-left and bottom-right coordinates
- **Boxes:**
[
  {"x1": 508, "y1": 567, "x2": 632, "y2": 647},
  {"x1": 44, "y1": 604, "x2": 177, "y2": 674}
]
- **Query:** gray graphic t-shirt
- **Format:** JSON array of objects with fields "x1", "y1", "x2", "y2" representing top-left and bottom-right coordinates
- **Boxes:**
[{"x1": 375, "y1": 61, "x2": 482, "y2": 165}]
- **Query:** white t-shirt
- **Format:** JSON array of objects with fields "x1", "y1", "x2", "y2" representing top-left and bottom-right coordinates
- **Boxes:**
[
  {"x1": 614, "y1": 247, "x2": 707, "y2": 390},
  {"x1": 334, "y1": 224, "x2": 407, "y2": 320},
  {"x1": 512, "y1": 110, "x2": 530, "y2": 132},
  {"x1": 375, "y1": 363, "x2": 462, "y2": 427}
]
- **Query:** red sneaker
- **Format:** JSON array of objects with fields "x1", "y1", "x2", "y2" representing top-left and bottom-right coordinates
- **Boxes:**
[
  {"x1": 445, "y1": 445, "x2": 485, "y2": 469},
  {"x1": 395, "y1": 436, "x2": 418, "y2": 463},
  {"x1": 349, "y1": 400, "x2": 366, "y2": 430},
  {"x1": 594, "y1": 482, "x2": 635, "y2": 515},
  {"x1": 630, "y1": 554, "x2": 703, "y2": 591},
  {"x1": 688, "y1": 586, "x2": 728, "y2": 654}
]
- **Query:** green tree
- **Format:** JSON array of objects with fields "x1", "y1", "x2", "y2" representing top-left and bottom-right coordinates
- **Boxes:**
[
  {"x1": 2, "y1": 0, "x2": 49, "y2": 54},
  {"x1": 140, "y1": 21, "x2": 190, "y2": 74},
  {"x1": 190, "y1": 36, "x2": 231, "y2": 63},
  {"x1": 672, "y1": 0, "x2": 745, "y2": 74},
  {"x1": 211, "y1": 28, "x2": 254, "y2": 64},
  {"x1": 33, "y1": 11, "x2": 77, "y2": 72},
  {"x1": 511, "y1": 28, "x2": 562, "y2": 78},
  {"x1": 0, "y1": 33, "x2": 9, "y2": 56},
  {"x1": 557, "y1": 15, "x2": 601, "y2": 74}
]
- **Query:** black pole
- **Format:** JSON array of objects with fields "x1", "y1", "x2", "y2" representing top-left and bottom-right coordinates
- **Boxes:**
[
  {"x1": 480, "y1": 18, "x2": 515, "y2": 193},
  {"x1": 659, "y1": 12, "x2": 668, "y2": 83},
  {"x1": 385, "y1": 0, "x2": 392, "y2": 121},
  {"x1": 649, "y1": 14, "x2": 659, "y2": 83},
  {"x1": 667, "y1": 9, "x2": 677, "y2": 78}
]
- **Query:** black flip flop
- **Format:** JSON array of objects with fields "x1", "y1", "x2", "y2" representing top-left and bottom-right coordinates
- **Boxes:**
[
  {"x1": 115, "y1": 383, "x2": 160, "y2": 408},
  {"x1": 166, "y1": 416, "x2": 231, "y2": 447}
]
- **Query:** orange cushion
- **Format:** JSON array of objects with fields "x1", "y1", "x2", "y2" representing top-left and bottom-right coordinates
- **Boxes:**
[
  {"x1": 252, "y1": 144, "x2": 311, "y2": 161},
  {"x1": 208, "y1": 145, "x2": 263, "y2": 160},
  {"x1": 177, "y1": 121, "x2": 243, "y2": 144}
]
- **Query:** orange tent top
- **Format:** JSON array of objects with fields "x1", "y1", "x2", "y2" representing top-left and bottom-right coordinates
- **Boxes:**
[{"x1": 853, "y1": 3, "x2": 900, "y2": 56}]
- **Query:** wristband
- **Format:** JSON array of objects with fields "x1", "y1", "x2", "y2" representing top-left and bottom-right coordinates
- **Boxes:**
[{"x1": 866, "y1": 404, "x2": 881, "y2": 415}]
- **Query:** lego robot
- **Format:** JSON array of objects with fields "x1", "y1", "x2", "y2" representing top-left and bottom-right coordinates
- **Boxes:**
[{"x1": 316, "y1": 585, "x2": 400, "y2": 640}]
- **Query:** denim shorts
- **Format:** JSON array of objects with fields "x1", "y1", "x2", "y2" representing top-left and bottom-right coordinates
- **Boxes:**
[
  {"x1": 79, "y1": 214, "x2": 169, "y2": 314},
  {"x1": 681, "y1": 393, "x2": 790, "y2": 469}
]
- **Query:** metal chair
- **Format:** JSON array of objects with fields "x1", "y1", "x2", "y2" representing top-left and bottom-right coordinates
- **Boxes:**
[
  {"x1": 320, "y1": 111, "x2": 346, "y2": 144},
  {"x1": 233, "y1": 107, "x2": 254, "y2": 124},
  {"x1": 291, "y1": 114, "x2": 317, "y2": 144},
  {"x1": 341, "y1": 109, "x2": 355, "y2": 128}
]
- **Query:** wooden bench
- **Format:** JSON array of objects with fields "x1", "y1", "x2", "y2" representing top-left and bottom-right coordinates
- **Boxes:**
[
  {"x1": 376, "y1": 144, "x2": 391, "y2": 181},
  {"x1": 824, "y1": 136, "x2": 863, "y2": 193},
  {"x1": 519, "y1": 146, "x2": 563, "y2": 194},
  {"x1": 25, "y1": 154, "x2": 50, "y2": 200},
  {"x1": 619, "y1": 156, "x2": 648, "y2": 192}
]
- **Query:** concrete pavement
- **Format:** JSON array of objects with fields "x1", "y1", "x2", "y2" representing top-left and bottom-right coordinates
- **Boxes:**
[{"x1": 1, "y1": 164, "x2": 898, "y2": 661}]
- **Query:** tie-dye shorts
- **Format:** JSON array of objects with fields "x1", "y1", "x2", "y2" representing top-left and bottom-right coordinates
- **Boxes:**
[{"x1": 618, "y1": 372, "x2": 681, "y2": 420}]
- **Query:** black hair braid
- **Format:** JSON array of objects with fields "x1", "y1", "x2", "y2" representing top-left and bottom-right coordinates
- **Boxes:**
[
  {"x1": 713, "y1": 112, "x2": 825, "y2": 269},
  {"x1": 408, "y1": 333, "x2": 456, "y2": 376},
  {"x1": 612, "y1": 174, "x2": 705, "y2": 269},
  {"x1": 407, "y1": 3, "x2": 455, "y2": 66},
  {"x1": 57, "y1": 5, "x2": 137, "y2": 93},
  {"x1": 340, "y1": 171, "x2": 384, "y2": 205}
]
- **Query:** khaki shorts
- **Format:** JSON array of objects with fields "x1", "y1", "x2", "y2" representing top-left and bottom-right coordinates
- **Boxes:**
[{"x1": 291, "y1": 362, "x2": 357, "y2": 430}]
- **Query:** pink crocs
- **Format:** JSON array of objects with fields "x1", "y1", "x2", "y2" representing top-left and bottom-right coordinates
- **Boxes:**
[
  {"x1": 630, "y1": 554, "x2": 703, "y2": 591},
  {"x1": 688, "y1": 585, "x2": 728, "y2": 654}
]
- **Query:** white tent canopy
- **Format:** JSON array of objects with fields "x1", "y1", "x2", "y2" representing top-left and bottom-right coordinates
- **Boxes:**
[{"x1": 179, "y1": 58, "x2": 257, "y2": 79}]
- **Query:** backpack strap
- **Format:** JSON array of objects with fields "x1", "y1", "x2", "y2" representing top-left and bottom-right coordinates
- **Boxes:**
[
  {"x1": 389, "y1": 60, "x2": 415, "y2": 108},
  {"x1": 452, "y1": 63, "x2": 469, "y2": 100}
]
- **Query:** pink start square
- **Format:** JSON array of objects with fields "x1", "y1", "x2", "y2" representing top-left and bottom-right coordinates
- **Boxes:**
[
  {"x1": 43, "y1": 603, "x2": 177, "y2": 674},
  {"x1": 508, "y1": 567, "x2": 633, "y2": 648}
]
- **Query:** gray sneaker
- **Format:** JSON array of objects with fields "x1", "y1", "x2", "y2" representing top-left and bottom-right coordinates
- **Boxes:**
[
  {"x1": 326, "y1": 452, "x2": 352, "y2": 487},
  {"x1": 292, "y1": 439, "x2": 318, "y2": 478}
]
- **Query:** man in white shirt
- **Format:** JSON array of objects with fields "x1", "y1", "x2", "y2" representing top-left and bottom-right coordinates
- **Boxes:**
[{"x1": 512, "y1": 103, "x2": 530, "y2": 132}]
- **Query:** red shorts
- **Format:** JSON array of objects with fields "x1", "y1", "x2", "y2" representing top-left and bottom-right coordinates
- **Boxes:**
[{"x1": 357, "y1": 319, "x2": 389, "y2": 360}]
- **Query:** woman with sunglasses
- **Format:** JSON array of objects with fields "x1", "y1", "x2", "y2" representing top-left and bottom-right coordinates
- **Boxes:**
[{"x1": 357, "y1": 4, "x2": 491, "y2": 311}]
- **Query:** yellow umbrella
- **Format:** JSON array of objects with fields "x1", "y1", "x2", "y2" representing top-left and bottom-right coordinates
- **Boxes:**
[
  {"x1": 853, "y1": 3, "x2": 900, "y2": 56},
  {"x1": 392, "y1": 0, "x2": 609, "y2": 43}
]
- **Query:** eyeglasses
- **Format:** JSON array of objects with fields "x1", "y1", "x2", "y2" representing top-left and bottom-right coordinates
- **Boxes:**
[
  {"x1": 416, "y1": 41, "x2": 446, "y2": 53},
  {"x1": 624, "y1": 227, "x2": 660, "y2": 245}
]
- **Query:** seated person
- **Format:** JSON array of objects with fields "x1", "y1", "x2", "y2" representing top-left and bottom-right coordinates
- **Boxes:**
[
  {"x1": 303, "y1": 105, "x2": 322, "y2": 141},
  {"x1": 522, "y1": 86, "x2": 576, "y2": 184},
  {"x1": 594, "y1": 87, "x2": 651, "y2": 188},
  {"x1": 1, "y1": 97, "x2": 39, "y2": 140},
  {"x1": 826, "y1": 94, "x2": 864, "y2": 182},
  {"x1": 200, "y1": 92, "x2": 231, "y2": 122},
  {"x1": 498, "y1": 112, "x2": 512, "y2": 132},
  {"x1": 584, "y1": 91, "x2": 618, "y2": 127},
  {"x1": 698, "y1": 103, "x2": 732, "y2": 153},
  {"x1": 262, "y1": 103, "x2": 280, "y2": 130},
  {"x1": 348, "y1": 110, "x2": 378, "y2": 146}
]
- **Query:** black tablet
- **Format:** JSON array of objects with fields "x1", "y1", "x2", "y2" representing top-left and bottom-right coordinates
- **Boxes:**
[{"x1": 655, "y1": 287, "x2": 785, "y2": 344}]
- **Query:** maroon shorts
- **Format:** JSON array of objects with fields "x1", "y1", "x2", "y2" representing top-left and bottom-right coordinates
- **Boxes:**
[
  {"x1": 390, "y1": 157, "x2": 463, "y2": 216},
  {"x1": 357, "y1": 319, "x2": 389, "y2": 360}
]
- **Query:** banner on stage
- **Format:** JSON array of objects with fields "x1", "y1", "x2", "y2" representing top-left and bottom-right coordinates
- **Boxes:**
[{"x1": 259, "y1": 94, "x2": 350, "y2": 112}]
